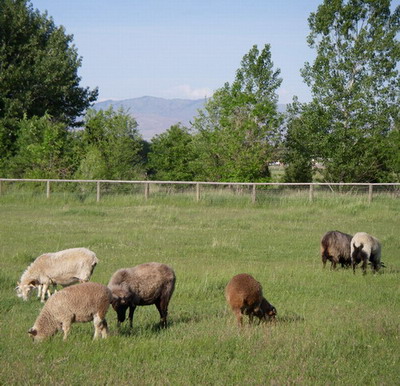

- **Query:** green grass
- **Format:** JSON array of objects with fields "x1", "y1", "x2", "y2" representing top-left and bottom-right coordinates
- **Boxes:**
[{"x1": 0, "y1": 193, "x2": 399, "y2": 384}]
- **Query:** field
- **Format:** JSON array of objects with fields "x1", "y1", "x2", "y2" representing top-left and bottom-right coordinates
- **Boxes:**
[{"x1": 0, "y1": 192, "x2": 399, "y2": 385}]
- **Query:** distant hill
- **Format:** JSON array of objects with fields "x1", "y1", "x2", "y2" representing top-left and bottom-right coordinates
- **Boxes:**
[{"x1": 94, "y1": 96, "x2": 286, "y2": 140}]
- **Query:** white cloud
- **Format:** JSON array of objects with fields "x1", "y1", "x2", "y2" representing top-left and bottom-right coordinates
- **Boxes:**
[{"x1": 163, "y1": 84, "x2": 214, "y2": 100}]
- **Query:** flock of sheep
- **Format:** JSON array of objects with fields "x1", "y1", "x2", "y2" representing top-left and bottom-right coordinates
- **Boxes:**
[
  {"x1": 16, "y1": 248, "x2": 275, "y2": 341},
  {"x1": 321, "y1": 231, "x2": 382, "y2": 273},
  {"x1": 16, "y1": 230, "x2": 381, "y2": 341}
]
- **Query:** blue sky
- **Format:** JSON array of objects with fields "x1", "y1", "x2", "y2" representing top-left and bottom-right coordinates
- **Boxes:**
[{"x1": 31, "y1": 0, "x2": 322, "y2": 103}]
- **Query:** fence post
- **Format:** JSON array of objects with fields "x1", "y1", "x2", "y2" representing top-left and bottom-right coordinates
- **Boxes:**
[
  {"x1": 96, "y1": 181, "x2": 101, "y2": 202},
  {"x1": 196, "y1": 183, "x2": 200, "y2": 202},
  {"x1": 309, "y1": 184, "x2": 314, "y2": 202},
  {"x1": 368, "y1": 184, "x2": 373, "y2": 204},
  {"x1": 46, "y1": 180, "x2": 50, "y2": 199},
  {"x1": 252, "y1": 184, "x2": 256, "y2": 203},
  {"x1": 144, "y1": 183, "x2": 150, "y2": 199}
]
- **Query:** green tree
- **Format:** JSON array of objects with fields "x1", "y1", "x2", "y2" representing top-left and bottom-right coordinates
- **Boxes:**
[
  {"x1": 0, "y1": 0, "x2": 98, "y2": 166},
  {"x1": 286, "y1": 0, "x2": 400, "y2": 182},
  {"x1": 7, "y1": 114, "x2": 75, "y2": 178},
  {"x1": 147, "y1": 124, "x2": 195, "y2": 181},
  {"x1": 192, "y1": 44, "x2": 283, "y2": 182},
  {"x1": 76, "y1": 108, "x2": 143, "y2": 180}
]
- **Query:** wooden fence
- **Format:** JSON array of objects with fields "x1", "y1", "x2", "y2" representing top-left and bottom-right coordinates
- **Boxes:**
[{"x1": 0, "y1": 178, "x2": 399, "y2": 204}]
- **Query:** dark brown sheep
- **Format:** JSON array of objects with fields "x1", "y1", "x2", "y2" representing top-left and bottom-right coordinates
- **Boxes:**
[
  {"x1": 225, "y1": 273, "x2": 276, "y2": 326},
  {"x1": 108, "y1": 262, "x2": 176, "y2": 329},
  {"x1": 320, "y1": 231, "x2": 352, "y2": 269}
]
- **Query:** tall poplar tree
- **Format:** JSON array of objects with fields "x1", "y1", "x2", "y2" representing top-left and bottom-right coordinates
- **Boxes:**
[
  {"x1": 193, "y1": 44, "x2": 283, "y2": 182},
  {"x1": 285, "y1": 0, "x2": 400, "y2": 182}
]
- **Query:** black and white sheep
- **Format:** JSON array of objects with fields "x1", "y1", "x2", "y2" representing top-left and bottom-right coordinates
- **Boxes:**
[
  {"x1": 351, "y1": 232, "x2": 382, "y2": 274},
  {"x1": 225, "y1": 273, "x2": 276, "y2": 326},
  {"x1": 320, "y1": 230, "x2": 353, "y2": 269},
  {"x1": 108, "y1": 262, "x2": 176, "y2": 329},
  {"x1": 16, "y1": 247, "x2": 99, "y2": 302},
  {"x1": 28, "y1": 282, "x2": 112, "y2": 341}
]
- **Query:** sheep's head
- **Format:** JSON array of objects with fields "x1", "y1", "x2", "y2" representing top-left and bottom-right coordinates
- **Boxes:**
[
  {"x1": 16, "y1": 281, "x2": 36, "y2": 301},
  {"x1": 110, "y1": 287, "x2": 131, "y2": 323},
  {"x1": 352, "y1": 243, "x2": 367, "y2": 264},
  {"x1": 254, "y1": 298, "x2": 277, "y2": 321},
  {"x1": 28, "y1": 327, "x2": 45, "y2": 342}
]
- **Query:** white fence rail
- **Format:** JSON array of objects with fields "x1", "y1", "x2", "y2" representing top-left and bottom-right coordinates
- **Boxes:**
[{"x1": 0, "y1": 178, "x2": 399, "y2": 203}]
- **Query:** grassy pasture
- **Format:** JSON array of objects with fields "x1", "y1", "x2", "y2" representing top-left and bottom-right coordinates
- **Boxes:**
[{"x1": 0, "y1": 192, "x2": 399, "y2": 385}]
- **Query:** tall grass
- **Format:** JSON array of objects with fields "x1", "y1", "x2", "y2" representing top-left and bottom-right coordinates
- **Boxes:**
[{"x1": 0, "y1": 193, "x2": 399, "y2": 384}]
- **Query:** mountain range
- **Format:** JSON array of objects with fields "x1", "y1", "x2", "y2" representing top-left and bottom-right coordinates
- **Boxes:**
[{"x1": 94, "y1": 96, "x2": 286, "y2": 141}]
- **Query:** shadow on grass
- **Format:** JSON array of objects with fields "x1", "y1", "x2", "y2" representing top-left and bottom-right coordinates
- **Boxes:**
[
  {"x1": 109, "y1": 311, "x2": 217, "y2": 337},
  {"x1": 275, "y1": 312, "x2": 305, "y2": 324}
]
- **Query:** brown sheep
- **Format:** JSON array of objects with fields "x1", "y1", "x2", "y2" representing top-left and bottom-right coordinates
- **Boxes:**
[
  {"x1": 108, "y1": 262, "x2": 176, "y2": 329},
  {"x1": 28, "y1": 282, "x2": 112, "y2": 341},
  {"x1": 320, "y1": 231, "x2": 352, "y2": 269},
  {"x1": 225, "y1": 273, "x2": 276, "y2": 326}
]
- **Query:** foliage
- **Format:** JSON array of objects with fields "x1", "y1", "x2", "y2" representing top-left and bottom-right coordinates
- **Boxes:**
[
  {"x1": 75, "y1": 107, "x2": 144, "y2": 180},
  {"x1": 147, "y1": 124, "x2": 196, "y2": 181},
  {"x1": 192, "y1": 45, "x2": 283, "y2": 182},
  {"x1": 284, "y1": 0, "x2": 400, "y2": 182},
  {"x1": 0, "y1": 0, "x2": 98, "y2": 162},
  {"x1": 4, "y1": 114, "x2": 77, "y2": 178}
]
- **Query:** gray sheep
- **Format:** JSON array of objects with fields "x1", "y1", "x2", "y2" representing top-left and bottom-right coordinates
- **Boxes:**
[
  {"x1": 108, "y1": 262, "x2": 176, "y2": 329},
  {"x1": 351, "y1": 232, "x2": 382, "y2": 274},
  {"x1": 320, "y1": 230, "x2": 352, "y2": 269},
  {"x1": 225, "y1": 273, "x2": 276, "y2": 326},
  {"x1": 28, "y1": 282, "x2": 112, "y2": 341}
]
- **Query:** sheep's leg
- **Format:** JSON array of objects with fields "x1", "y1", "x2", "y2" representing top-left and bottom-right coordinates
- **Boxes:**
[
  {"x1": 362, "y1": 258, "x2": 368, "y2": 275},
  {"x1": 370, "y1": 254, "x2": 380, "y2": 273},
  {"x1": 93, "y1": 314, "x2": 108, "y2": 339},
  {"x1": 352, "y1": 260, "x2": 357, "y2": 274},
  {"x1": 155, "y1": 297, "x2": 170, "y2": 328},
  {"x1": 234, "y1": 309, "x2": 243, "y2": 327},
  {"x1": 128, "y1": 305, "x2": 136, "y2": 329},
  {"x1": 37, "y1": 285, "x2": 42, "y2": 299},
  {"x1": 322, "y1": 255, "x2": 327, "y2": 268},
  {"x1": 100, "y1": 320, "x2": 108, "y2": 338},
  {"x1": 41, "y1": 283, "x2": 49, "y2": 302},
  {"x1": 62, "y1": 320, "x2": 71, "y2": 340}
]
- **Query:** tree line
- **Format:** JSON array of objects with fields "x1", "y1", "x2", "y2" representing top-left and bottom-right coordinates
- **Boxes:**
[{"x1": 1, "y1": 0, "x2": 399, "y2": 183}]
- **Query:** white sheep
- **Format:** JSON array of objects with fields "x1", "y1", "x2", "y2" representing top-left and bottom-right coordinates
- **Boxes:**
[
  {"x1": 350, "y1": 232, "x2": 381, "y2": 274},
  {"x1": 16, "y1": 247, "x2": 99, "y2": 302},
  {"x1": 28, "y1": 282, "x2": 112, "y2": 341},
  {"x1": 108, "y1": 262, "x2": 176, "y2": 329}
]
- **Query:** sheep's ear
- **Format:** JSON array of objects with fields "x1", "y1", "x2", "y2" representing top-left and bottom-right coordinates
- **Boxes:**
[{"x1": 28, "y1": 328, "x2": 37, "y2": 336}]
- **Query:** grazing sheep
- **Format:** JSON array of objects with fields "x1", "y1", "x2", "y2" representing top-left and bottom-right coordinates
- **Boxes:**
[
  {"x1": 351, "y1": 232, "x2": 381, "y2": 274},
  {"x1": 108, "y1": 262, "x2": 176, "y2": 329},
  {"x1": 16, "y1": 247, "x2": 99, "y2": 302},
  {"x1": 320, "y1": 231, "x2": 352, "y2": 269},
  {"x1": 225, "y1": 273, "x2": 276, "y2": 327},
  {"x1": 28, "y1": 282, "x2": 112, "y2": 341}
]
